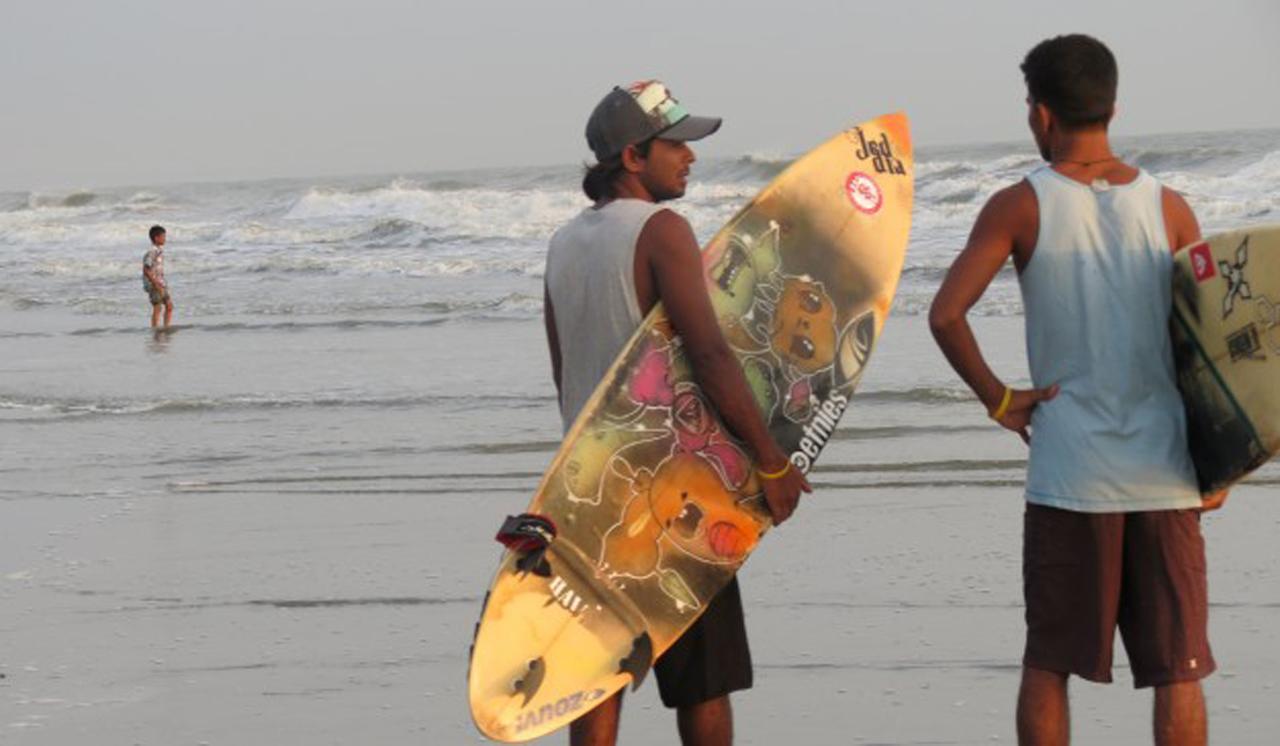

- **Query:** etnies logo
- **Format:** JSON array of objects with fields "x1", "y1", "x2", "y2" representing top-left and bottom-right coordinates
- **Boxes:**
[{"x1": 1189, "y1": 243, "x2": 1215, "y2": 282}]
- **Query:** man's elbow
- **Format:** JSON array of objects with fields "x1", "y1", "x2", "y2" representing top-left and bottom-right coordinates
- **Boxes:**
[{"x1": 928, "y1": 298, "x2": 963, "y2": 338}]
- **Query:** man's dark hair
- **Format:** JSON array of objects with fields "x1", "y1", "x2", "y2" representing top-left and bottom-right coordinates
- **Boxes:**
[
  {"x1": 1021, "y1": 34, "x2": 1118, "y2": 128},
  {"x1": 149, "y1": 225, "x2": 166, "y2": 242},
  {"x1": 581, "y1": 139, "x2": 653, "y2": 202}
]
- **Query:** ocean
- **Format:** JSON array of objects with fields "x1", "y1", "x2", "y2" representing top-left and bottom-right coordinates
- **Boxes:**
[{"x1": 2, "y1": 128, "x2": 1278, "y2": 744}]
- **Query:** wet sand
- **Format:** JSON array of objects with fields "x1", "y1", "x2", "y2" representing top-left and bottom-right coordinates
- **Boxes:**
[{"x1": 3, "y1": 313, "x2": 1277, "y2": 745}]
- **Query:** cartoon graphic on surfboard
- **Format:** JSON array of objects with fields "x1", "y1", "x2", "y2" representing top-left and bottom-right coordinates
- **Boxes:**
[{"x1": 468, "y1": 112, "x2": 914, "y2": 742}]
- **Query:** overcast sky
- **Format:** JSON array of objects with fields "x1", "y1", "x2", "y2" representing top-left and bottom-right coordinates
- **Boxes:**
[{"x1": 2, "y1": 0, "x2": 1277, "y2": 191}]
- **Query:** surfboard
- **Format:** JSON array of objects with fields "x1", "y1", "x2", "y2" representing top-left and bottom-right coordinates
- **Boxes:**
[
  {"x1": 467, "y1": 113, "x2": 913, "y2": 742},
  {"x1": 1171, "y1": 224, "x2": 1280, "y2": 492}
]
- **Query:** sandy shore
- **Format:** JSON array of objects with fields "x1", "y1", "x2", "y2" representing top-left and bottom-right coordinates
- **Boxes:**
[{"x1": 3, "y1": 314, "x2": 1277, "y2": 745}]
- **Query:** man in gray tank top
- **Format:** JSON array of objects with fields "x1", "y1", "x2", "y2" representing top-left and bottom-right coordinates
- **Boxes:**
[
  {"x1": 929, "y1": 36, "x2": 1226, "y2": 746},
  {"x1": 545, "y1": 81, "x2": 810, "y2": 746}
]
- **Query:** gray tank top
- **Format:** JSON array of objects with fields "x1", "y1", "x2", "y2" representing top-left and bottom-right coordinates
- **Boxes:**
[
  {"x1": 546, "y1": 198, "x2": 664, "y2": 431},
  {"x1": 1019, "y1": 166, "x2": 1200, "y2": 512}
]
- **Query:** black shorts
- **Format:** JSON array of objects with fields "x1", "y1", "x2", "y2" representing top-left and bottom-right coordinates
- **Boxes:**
[
  {"x1": 653, "y1": 576, "x2": 753, "y2": 708},
  {"x1": 1023, "y1": 503, "x2": 1215, "y2": 688}
]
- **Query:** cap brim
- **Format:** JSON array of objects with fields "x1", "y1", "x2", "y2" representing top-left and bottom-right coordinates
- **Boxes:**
[{"x1": 656, "y1": 115, "x2": 722, "y2": 143}]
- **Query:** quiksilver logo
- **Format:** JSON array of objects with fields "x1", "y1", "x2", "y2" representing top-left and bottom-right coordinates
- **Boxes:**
[{"x1": 514, "y1": 688, "x2": 606, "y2": 733}]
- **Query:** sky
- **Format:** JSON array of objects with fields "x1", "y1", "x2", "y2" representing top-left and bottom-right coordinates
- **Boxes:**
[{"x1": 2, "y1": 0, "x2": 1278, "y2": 191}]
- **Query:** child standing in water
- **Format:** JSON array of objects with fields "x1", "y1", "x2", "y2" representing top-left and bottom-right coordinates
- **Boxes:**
[{"x1": 142, "y1": 224, "x2": 173, "y2": 328}]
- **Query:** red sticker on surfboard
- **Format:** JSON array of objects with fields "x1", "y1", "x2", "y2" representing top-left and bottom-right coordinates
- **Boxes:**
[
  {"x1": 845, "y1": 172, "x2": 882, "y2": 214},
  {"x1": 1189, "y1": 242, "x2": 1215, "y2": 282}
]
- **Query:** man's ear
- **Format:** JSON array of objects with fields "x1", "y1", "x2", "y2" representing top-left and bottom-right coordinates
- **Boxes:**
[
  {"x1": 1033, "y1": 101, "x2": 1053, "y2": 133},
  {"x1": 620, "y1": 143, "x2": 646, "y2": 174}
]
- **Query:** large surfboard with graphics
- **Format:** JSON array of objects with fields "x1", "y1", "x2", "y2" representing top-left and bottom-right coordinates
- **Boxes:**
[
  {"x1": 1171, "y1": 225, "x2": 1280, "y2": 492},
  {"x1": 467, "y1": 113, "x2": 913, "y2": 742}
]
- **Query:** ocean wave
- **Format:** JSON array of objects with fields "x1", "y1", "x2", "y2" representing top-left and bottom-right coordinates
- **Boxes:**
[
  {"x1": 355, "y1": 217, "x2": 423, "y2": 243},
  {"x1": 423, "y1": 178, "x2": 480, "y2": 192},
  {"x1": 0, "y1": 382, "x2": 978, "y2": 424},
  {"x1": 815, "y1": 458, "x2": 1025, "y2": 473},
  {"x1": 59, "y1": 293, "x2": 540, "y2": 328},
  {"x1": 1127, "y1": 143, "x2": 1247, "y2": 173},
  {"x1": 284, "y1": 180, "x2": 583, "y2": 241},
  {"x1": 699, "y1": 153, "x2": 794, "y2": 183},
  {"x1": 0, "y1": 390, "x2": 555, "y2": 422},
  {"x1": 916, "y1": 161, "x2": 978, "y2": 180},
  {"x1": 893, "y1": 291, "x2": 1024, "y2": 318},
  {"x1": 10, "y1": 188, "x2": 164, "y2": 217},
  {"x1": 854, "y1": 386, "x2": 977, "y2": 404},
  {"x1": 1160, "y1": 150, "x2": 1280, "y2": 231},
  {"x1": 2, "y1": 127, "x2": 1275, "y2": 324},
  {"x1": 66, "y1": 317, "x2": 448, "y2": 337},
  {"x1": 27, "y1": 190, "x2": 97, "y2": 209}
]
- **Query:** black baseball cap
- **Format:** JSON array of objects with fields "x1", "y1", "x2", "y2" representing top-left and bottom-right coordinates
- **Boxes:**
[{"x1": 585, "y1": 80, "x2": 722, "y2": 162}]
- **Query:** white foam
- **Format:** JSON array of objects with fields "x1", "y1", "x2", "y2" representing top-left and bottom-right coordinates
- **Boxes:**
[{"x1": 284, "y1": 181, "x2": 583, "y2": 241}]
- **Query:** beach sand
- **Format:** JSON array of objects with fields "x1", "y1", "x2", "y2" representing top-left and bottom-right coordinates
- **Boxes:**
[{"x1": 3, "y1": 312, "x2": 1277, "y2": 745}]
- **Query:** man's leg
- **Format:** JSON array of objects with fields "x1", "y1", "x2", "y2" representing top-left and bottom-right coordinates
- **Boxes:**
[
  {"x1": 151, "y1": 303, "x2": 162, "y2": 328},
  {"x1": 1021, "y1": 505, "x2": 1125, "y2": 746},
  {"x1": 1017, "y1": 666, "x2": 1068, "y2": 746},
  {"x1": 1118, "y1": 510, "x2": 1214, "y2": 746},
  {"x1": 676, "y1": 694, "x2": 732, "y2": 746},
  {"x1": 655, "y1": 578, "x2": 751, "y2": 746},
  {"x1": 569, "y1": 691, "x2": 621, "y2": 746},
  {"x1": 1153, "y1": 681, "x2": 1206, "y2": 746},
  {"x1": 163, "y1": 300, "x2": 174, "y2": 327}
]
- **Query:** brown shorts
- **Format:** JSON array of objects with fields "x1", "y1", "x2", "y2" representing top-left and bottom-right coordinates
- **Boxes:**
[
  {"x1": 147, "y1": 286, "x2": 171, "y2": 306},
  {"x1": 1023, "y1": 503, "x2": 1215, "y2": 688},
  {"x1": 653, "y1": 576, "x2": 753, "y2": 708}
]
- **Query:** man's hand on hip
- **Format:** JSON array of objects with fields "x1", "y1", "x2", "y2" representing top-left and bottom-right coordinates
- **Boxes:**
[{"x1": 993, "y1": 384, "x2": 1059, "y2": 444}]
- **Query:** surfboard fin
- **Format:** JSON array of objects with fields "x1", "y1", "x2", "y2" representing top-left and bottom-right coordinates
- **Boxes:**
[
  {"x1": 512, "y1": 656, "x2": 546, "y2": 707},
  {"x1": 618, "y1": 632, "x2": 653, "y2": 691}
]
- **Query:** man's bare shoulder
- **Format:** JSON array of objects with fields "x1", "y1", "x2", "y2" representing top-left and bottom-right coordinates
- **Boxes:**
[
  {"x1": 1161, "y1": 184, "x2": 1193, "y2": 210},
  {"x1": 640, "y1": 207, "x2": 693, "y2": 237},
  {"x1": 637, "y1": 208, "x2": 698, "y2": 260},
  {"x1": 1161, "y1": 185, "x2": 1195, "y2": 221},
  {"x1": 982, "y1": 179, "x2": 1037, "y2": 218},
  {"x1": 969, "y1": 179, "x2": 1038, "y2": 255},
  {"x1": 1160, "y1": 185, "x2": 1201, "y2": 251}
]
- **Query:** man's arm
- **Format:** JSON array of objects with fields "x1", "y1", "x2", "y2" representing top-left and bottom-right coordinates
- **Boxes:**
[
  {"x1": 639, "y1": 209, "x2": 810, "y2": 524},
  {"x1": 929, "y1": 182, "x2": 1057, "y2": 442},
  {"x1": 543, "y1": 283, "x2": 563, "y2": 408}
]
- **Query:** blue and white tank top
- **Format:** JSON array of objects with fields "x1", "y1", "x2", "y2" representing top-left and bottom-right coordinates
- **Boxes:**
[{"x1": 1019, "y1": 166, "x2": 1200, "y2": 512}]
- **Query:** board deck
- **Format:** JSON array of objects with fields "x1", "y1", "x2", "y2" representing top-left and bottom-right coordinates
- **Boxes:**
[
  {"x1": 468, "y1": 113, "x2": 913, "y2": 742},
  {"x1": 1171, "y1": 224, "x2": 1280, "y2": 492}
]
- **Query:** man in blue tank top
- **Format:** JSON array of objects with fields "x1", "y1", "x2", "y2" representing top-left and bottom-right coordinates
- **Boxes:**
[
  {"x1": 929, "y1": 35, "x2": 1226, "y2": 746},
  {"x1": 545, "y1": 81, "x2": 810, "y2": 746}
]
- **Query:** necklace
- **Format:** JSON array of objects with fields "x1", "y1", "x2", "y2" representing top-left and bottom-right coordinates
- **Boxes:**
[{"x1": 1053, "y1": 155, "x2": 1119, "y2": 167}]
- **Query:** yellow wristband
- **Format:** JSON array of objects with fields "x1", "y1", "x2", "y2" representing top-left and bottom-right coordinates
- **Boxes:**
[
  {"x1": 756, "y1": 461, "x2": 792, "y2": 480},
  {"x1": 990, "y1": 386, "x2": 1013, "y2": 421}
]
